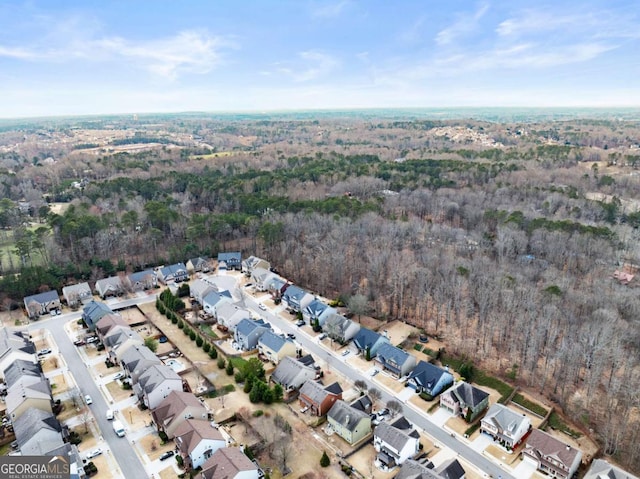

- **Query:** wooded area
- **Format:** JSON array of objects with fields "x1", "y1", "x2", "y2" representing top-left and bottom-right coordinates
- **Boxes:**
[{"x1": 1, "y1": 111, "x2": 639, "y2": 471}]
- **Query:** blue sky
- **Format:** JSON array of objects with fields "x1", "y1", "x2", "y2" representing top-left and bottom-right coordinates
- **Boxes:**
[{"x1": 0, "y1": 0, "x2": 638, "y2": 117}]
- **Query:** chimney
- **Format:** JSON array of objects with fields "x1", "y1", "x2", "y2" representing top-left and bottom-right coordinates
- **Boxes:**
[{"x1": 344, "y1": 415, "x2": 350, "y2": 426}]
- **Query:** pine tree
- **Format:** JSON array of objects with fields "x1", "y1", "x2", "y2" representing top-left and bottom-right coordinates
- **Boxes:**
[{"x1": 320, "y1": 451, "x2": 330, "y2": 467}]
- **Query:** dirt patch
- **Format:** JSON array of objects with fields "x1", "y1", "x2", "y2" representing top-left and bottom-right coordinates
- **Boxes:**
[
  {"x1": 485, "y1": 443, "x2": 521, "y2": 465},
  {"x1": 445, "y1": 415, "x2": 473, "y2": 436},
  {"x1": 118, "y1": 306, "x2": 148, "y2": 325},
  {"x1": 372, "y1": 371, "x2": 406, "y2": 394},
  {"x1": 122, "y1": 405, "x2": 153, "y2": 430},
  {"x1": 105, "y1": 380, "x2": 133, "y2": 403},
  {"x1": 49, "y1": 373, "x2": 71, "y2": 395},
  {"x1": 347, "y1": 444, "x2": 395, "y2": 479},
  {"x1": 40, "y1": 355, "x2": 62, "y2": 373},
  {"x1": 57, "y1": 400, "x2": 83, "y2": 422},
  {"x1": 381, "y1": 320, "x2": 419, "y2": 345},
  {"x1": 543, "y1": 426, "x2": 598, "y2": 464},
  {"x1": 139, "y1": 432, "x2": 172, "y2": 460}
]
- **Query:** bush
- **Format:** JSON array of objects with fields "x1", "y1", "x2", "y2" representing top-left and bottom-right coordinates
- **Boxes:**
[
  {"x1": 464, "y1": 422, "x2": 481, "y2": 436},
  {"x1": 203, "y1": 342, "x2": 211, "y2": 352},
  {"x1": 252, "y1": 410, "x2": 264, "y2": 417},
  {"x1": 175, "y1": 455, "x2": 183, "y2": 467},
  {"x1": 190, "y1": 330, "x2": 197, "y2": 341},
  {"x1": 512, "y1": 393, "x2": 548, "y2": 417},
  {"x1": 419, "y1": 392, "x2": 434, "y2": 401},
  {"x1": 196, "y1": 336, "x2": 204, "y2": 347},
  {"x1": 158, "y1": 431, "x2": 168, "y2": 442},
  {"x1": 209, "y1": 348, "x2": 218, "y2": 359},
  {"x1": 177, "y1": 320, "x2": 184, "y2": 329},
  {"x1": 171, "y1": 315, "x2": 178, "y2": 324},
  {"x1": 226, "y1": 362, "x2": 234, "y2": 376},
  {"x1": 217, "y1": 358, "x2": 226, "y2": 369},
  {"x1": 320, "y1": 451, "x2": 330, "y2": 467}
]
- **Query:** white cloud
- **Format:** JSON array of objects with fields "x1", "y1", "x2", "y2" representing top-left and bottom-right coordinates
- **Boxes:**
[
  {"x1": 311, "y1": 0, "x2": 351, "y2": 19},
  {"x1": 0, "y1": 46, "x2": 37, "y2": 60},
  {"x1": 435, "y1": 3, "x2": 489, "y2": 46},
  {"x1": 269, "y1": 51, "x2": 339, "y2": 82}
]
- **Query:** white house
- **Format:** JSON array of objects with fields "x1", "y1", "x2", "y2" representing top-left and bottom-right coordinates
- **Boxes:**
[
  {"x1": 373, "y1": 418, "x2": 420, "y2": 470},
  {"x1": 175, "y1": 419, "x2": 226, "y2": 470},
  {"x1": 480, "y1": 403, "x2": 531, "y2": 449},
  {"x1": 134, "y1": 364, "x2": 183, "y2": 410}
]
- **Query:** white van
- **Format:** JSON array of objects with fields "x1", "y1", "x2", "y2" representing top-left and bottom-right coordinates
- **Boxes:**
[
  {"x1": 105, "y1": 409, "x2": 114, "y2": 420},
  {"x1": 112, "y1": 420, "x2": 125, "y2": 437}
]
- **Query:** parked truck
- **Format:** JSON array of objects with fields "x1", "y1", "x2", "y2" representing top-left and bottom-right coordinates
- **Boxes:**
[{"x1": 112, "y1": 420, "x2": 125, "y2": 437}]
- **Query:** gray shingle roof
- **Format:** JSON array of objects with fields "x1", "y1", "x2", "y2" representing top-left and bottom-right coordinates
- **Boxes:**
[
  {"x1": 270, "y1": 356, "x2": 316, "y2": 389},
  {"x1": 450, "y1": 381, "x2": 489, "y2": 408},
  {"x1": 3, "y1": 359, "x2": 41, "y2": 388},
  {"x1": 0, "y1": 328, "x2": 35, "y2": 358},
  {"x1": 377, "y1": 343, "x2": 413, "y2": 368},
  {"x1": 328, "y1": 400, "x2": 369, "y2": 432},
  {"x1": 436, "y1": 458, "x2": 466, "y2": 479},
  {"x1": 258, "y1": 330, "x2": 293, "y2": 353},
  {"x1": 24, "y1": 290, "x2": 59, "y2": 305},
  {"x1": 353, "y1": 327, "x2": 386, "y2": 351},
  {"x1": 235, "y1": 318, "x2": 269, "y2": 337},
  {"x1": 375, "y1": 421, "x2": 416, "y2": 453},
  {"x1": 584, "y1": 459, "x2": 639, "y2": 479},
  {"x1": 408, "y1": 361, "x2": 450, "y2": 388},
  {"x1": 483, "y1": 404, "x2": 529, "y2": 435}
]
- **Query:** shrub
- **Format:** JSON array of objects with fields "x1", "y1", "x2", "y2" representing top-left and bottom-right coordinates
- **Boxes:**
[
  {"x1": 177, "y1": 320, "x2": 184, "y2": 329},
  {"x1": 203, "y1": 342, "x2": 210, "y2": 352},
  {"x1": 158, "y1": 431, "x2": 168, "y2": 442},
  {"x1": 226, "y1": 362, "x2": 234, "y2": 376},
  {"x1": 320, "y1": 451, "x2": 330, "y2": 467},
  {"x1": 175, "y1": 455, "x2": 183, "y2": 467},
  {"x1": 171, "y1": 316, "x2": 178, "y2": 324},
  {"x1": 196, "y1": 336, "x2": 204, "y2": 347},
  {"x1": 419, "y1": 392, "x2": 434, "y2": 402},
  {"x1": 190, "y1": 330, "x2": 197, "y2": 341},
  {"x1": 209, "y1": 347, "x2": 218, "y2": 359},
  {"x1": 253, "y1": 410, "x2": 264, "y2": 417},
  {"x1": 217, "y1": 358, "x2": 226, "y2": 369},
  {"x1": 464, "y1": 422, "x2": 481, "y2": 436}
]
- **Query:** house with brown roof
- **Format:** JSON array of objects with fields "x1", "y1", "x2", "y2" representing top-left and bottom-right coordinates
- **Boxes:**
[
  {"x1": 95, "y1": 314, "x2": 128, "y2": 339},
  {"x1": 175, "y1": 419, "x2": 226, "y2": 470},
  {"x1": 152, "y1": 390, "x2": 210, "y2": 439},
  {"x1": 200, "y1": 447, "x2": 259, "y2": 479},
  {"x1": 522, "y1": 429, "x2": 582, "y2": 479},
  {"x1": 133, "y1": 364, "x2": 183, "y2": 410},
  {"x1": 298, "y1": 380, "x2": 343, "y2": 416}
]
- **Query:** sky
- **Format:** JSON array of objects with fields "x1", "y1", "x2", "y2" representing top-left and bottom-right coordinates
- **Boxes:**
[{"x1": 0, "y1": 0, "x2": 639, "y2": 117}]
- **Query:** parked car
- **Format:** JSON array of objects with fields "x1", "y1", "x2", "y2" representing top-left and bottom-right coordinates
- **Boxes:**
[
  {"x1": 341, "y1": 349, "x2": 350, "y2": 357},
  {"x1": 37, "y1": 348, "x2": 52, "y2": 356},
  {"x1": 318, "y1": 333, "x2": 327, "y2": 341},
  {"x1": 73, "y1": 339, "x2": 86, "y2": 346},
  {"x1": 296, "y1": 319, "x2": 305, "y2": 327},
  {"x1": 84, "y1": 395, "x2": 93, "y2": 405},
  {"x1": 159, "y1": 450, "x2": 175, "y2": 461},
  {"x1": 286, "y1": 333, "x2": 296, "y2": 340},
  {"x1": 158, "y1": 336, "x2": 168, "y2": 343},
  {"x1": 85, "y1": 448, "x2": 103, "y2": 459},
  {"x1": 105, "y1": 409, "x2": 114, "y2": 420},
  {"x1": 113, "y1": 372, "x2": 125, "y2": 380},
  {"x1": 86, "y1": 336, "x2": 99, "y2": 344},
  {"x1": 258, "y1": 303, "x2": 267, "y2": 311},
  {"x1": 370, "y1": 368, "x2": 380, "y2": 377}
]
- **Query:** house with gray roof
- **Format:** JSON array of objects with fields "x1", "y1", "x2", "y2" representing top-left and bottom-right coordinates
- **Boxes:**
[
  {"x1": 250, "y1": 267, "x2": 276, "y2": 292},
  {"x1": 299, "y1": 380, "x2": 343, "y2": 416},
  {"x1": 190, "y1": 279, "x2": 216, "y2": 305},
  {"x1": 282, "y1": 285, "x2": 315, "y2": 313},
  {"x1": 104, "y1": 325, "x2": 144, "y2": 362},
  {"x1": 82, "y1": 300, "x2": 114, "y2": 331},
  {"x1": 217, "y1": 303, "x2": 251, "y2": 331},
  {"x1": 394, "y1": 458, "x2": 466, "y2": 479},
  {"x1": 186, "y1": 257, "x2": 211, "y2": 274},
  {"x1": 353, "y1": 327, "x2": 390, "y2": 360},
  {"x1": 303, "y1": 299, "x2": 332, "y2": 326},
  {"x1": 440, "y1": 381, "x2": 489, "y2": 422},
  {"x1": 270, "y1": 356, "x2": 317, "y2": 393},
  {"x1": 202, "y1": 290, "x2": 233, "y2": 317},
  {"x1": 134, "y1": 364, "x2": 184, "y2": 409},
  {"x1": 267, "y1": 276, "x2": 288, "y2": 300},
  {"x1": 376, "y1": 343, "x2": 417, "y2": 379},
  {"x1": 200, "y1": 447, "x2": 259, "y2": 479},
  {"x1": 583, "y1": 459, "x2": 639, "y2": 479},
  {"x1": 217, "y1": 252, "x2": 242, "y2": 270},
  {"x1": 13, "y1": 408, "x2": 65, "y2": 456},
  {"x1": 350, "y1": 395, "x2": 373, "y2": 414},
  {"x1": 158, "y1": 263, "x2": 188, "y2": 284},
  {"x1": 327, "y1": 400, "x2": 372, "y2": 445},
  {"x1": 374, "y1": 419, "x2": 420, "y2": 470},
  {"x1": 242, "y1": 255, "x2": 270, "y2": 276},
  {"x1": 3, "y1": 359, "x2": 42, "y2": 388},
  {"x1": 62, "y1": 282, "x2": 92, "y2": 307},
  {"x1": 127, "y1": 269, "x2": 158, "y2": 291},
  {"x1": 522, "y1": 429, "x2": 582, "y2": 479},
  {"x1": 258, "y1": 331, "x2": 297, "y2": 364},
  {"x1": 24, "y1": 290, "x2": 61, "y2": 318},
  {"x1": 406, "y1": 361, "x2": 453, "y2": 397},
  {"x1": 6, "y1": 375, "x2": 53, "y2": 419},
  {"x1": 0, "y1": 329, "x2": 36, "y2": 377},
  {"x1": 480, "y1": 403, "x2": 531, "y2": 449},
  {"x1": 234, "y1": 319, "x2": 271, "y2": 351},
  {"x1": 437, "y1": 458, "x2": 467, "y2": 479},
  {"x1": 121, "y1": 345, "x2": 162, "y2": 382},
  {"x1": 323, "y1": 314, "x2": 361, "y2": 344},
  {"x1": 95, "y1": 276, "x2": 124, "y2": 299},
  {"x1": 175, "y1": 419, "x2": 226, "y2": 471}
]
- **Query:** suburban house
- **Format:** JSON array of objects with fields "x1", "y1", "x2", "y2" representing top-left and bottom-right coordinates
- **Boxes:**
[
  {"x1": 583, "y1": 459, "x2": 639, "y2": 479},
  {"x1": 250, "y1": 267, "x2": 276, "y2": 292},
  {"x1": 406, "y1": 361, "x2": 453, "y2": 397},
  {"x1": 127, "y1": 269, "x2": 158, "y2": 291},
  {"x1": 267, "y1": 276, "x2": 288, "y2": 300},
  {"x1": 94, "y1": 276, "x2": 124, "y2": 299},
  {"x1": 0, "y1": 329, "x2": 36, "y2": 377},
  {"x1": 190, "y1": 279, "x2": 216, "y2": 305},
  {"x1": 323, "y1": 314, "x2": 361, "y2": 344},
  {"x1": 82, "y1": 300, "x2": 114, "y2": 330},
  {"x1": 152, "y1": 390, "x2": 210, "y2": 439},
  {"x1": 133, "y1": 364, "x2": 184, "y2": 410},
  {"x1": 120, "y1": 345, "x2": 162, "y2": 382},
  {"x1": 158, "y1": 263, "x2": 189, "y2": 284},
  {"x1": 373, "y1": 418, "x2": 420, "y2": 470},
  {"x1": 281, "y1": 285, "x2": 314, "y2": 313},
  {"x1": 395, "y1": 458, "x2": 466, "y2": 479},
  {"x1": 216, "y1": 303, "x2": 252, "y2": 331},
  {"x1": 376, "y1": 343, "x2": 417, "y2": 379},
  {"x1": 303, "y1": 299, "x2": 331, "y2": 325},
  {"x1": 24, "y1": 290, "x2": 61, "y2": 318},
  {"x1": 95, "y1": 314, "x2": 129, "y2": 340},
  {"x1": 480, "y1": 404, "x2": 532, "y2": 449},
  {"x1": 186, "y1": 257, "x2": 211, "y2": 274},
  {"x1": 352, "y1": 327, "x2": 390, "y2": 360},
  {"x1": 522, "y1": 429, "x2": 582, "y2": 479},
  {"x1": 270, "y1": 356, "x2": 318, "y2": 392},
  {"x1": 234, "y1": 319, "x2": 271, "y2": 351},
  {"x1": 242, "y1": 255, "x2": 271, "y2": 276},
  {"x1": 174, "y1": 419, "x2": 227, "y2": 470},
  {"x1": 299, "y1": 380, "x2": 343, "y2": 416},
  {"x1": 217, "y1": 252, "x2": 242, "y2": 270},
  {"x1": 327, "y1": 400, "x2": 372, "y2": 445},
  {"x1": 257, "y1": 331, "x2": 297, "y2": 364},
  {"x1": 202, "y1": 290, "x2": 233, "y2": 317},
  {"x1": 6, "y1": 376, "x2": 53, "y2": 419},
  {"x1": 13, "y1": 408, "x2": 66, "y2": 456},
  {"x1": 3, "y1": 359, "x2": 42, "y2": 388},
  {"x1": 200, "y1": 447, "x2": 259, "y2": 479},
  {"x1": 62, "y1": 282, "x2": 92, "y2": 308},
  {"x1": 439, "y1": 381, "x2": 489, "y2": 422},
  {"x1": 103, "y1": 326, "x2": 144, "y2": 362}
]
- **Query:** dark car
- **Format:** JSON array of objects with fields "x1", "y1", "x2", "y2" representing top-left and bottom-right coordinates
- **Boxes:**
[
  {"x1": 158, "y1": 336, "x2": 168, "y2": 343},
  {"x1": 159, "y1": 450, "x2": 175, "y2": 461},
  {"x1": 73, "y1": 339, "x2": 86, "y2": 346}
]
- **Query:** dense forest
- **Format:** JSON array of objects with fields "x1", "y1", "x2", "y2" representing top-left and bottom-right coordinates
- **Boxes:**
[{"x1": 1, "y1": 111, "x2": 640, "y2": 471}]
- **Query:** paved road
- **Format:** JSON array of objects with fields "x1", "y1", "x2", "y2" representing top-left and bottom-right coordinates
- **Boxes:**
[
  {"x1": 245, "y1": 296, "x2": 515, "y2": 479},
  {"x1": 23, "y1": 295, "x2": 156, "y2": 479}
]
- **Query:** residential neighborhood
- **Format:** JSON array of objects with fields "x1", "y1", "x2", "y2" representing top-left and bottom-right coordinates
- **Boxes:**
[{"x1": 0, "y1": 252, "x2": 622, "y2": 479}]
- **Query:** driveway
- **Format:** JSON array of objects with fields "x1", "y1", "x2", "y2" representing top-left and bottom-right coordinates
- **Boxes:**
[{"x1": 431, "y1": 407, "x2": 454, "y2": 427}]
